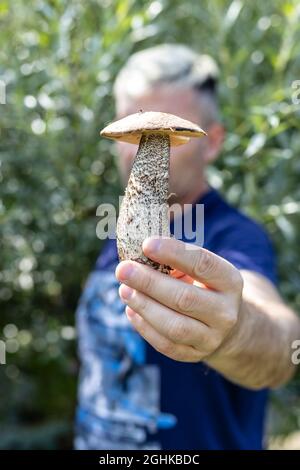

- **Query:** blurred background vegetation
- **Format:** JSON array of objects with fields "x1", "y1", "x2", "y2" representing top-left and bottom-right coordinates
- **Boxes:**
[{"x1": 0, "y1": 0, "x2": 300, "y2": 449}]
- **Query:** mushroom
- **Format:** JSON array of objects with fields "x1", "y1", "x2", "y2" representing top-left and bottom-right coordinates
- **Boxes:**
[{"x1": 100, "y1": 111, "x2": 206, "y2": 274}]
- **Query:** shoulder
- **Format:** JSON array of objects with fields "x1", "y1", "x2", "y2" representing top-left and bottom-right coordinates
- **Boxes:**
[
  {"x1": 205, "y1": 189, "x2": 272, "y2": 245},
  {"x1": 205, "y1": 190, "x2": 277, "y2": 285}
]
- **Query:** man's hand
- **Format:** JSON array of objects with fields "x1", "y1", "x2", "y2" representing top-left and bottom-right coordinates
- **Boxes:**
[
  {"x1": 116, "y1": 236, "x2": 300, "y2": 389},
  {"x1": 115, "y1": 236, "x2": 244, "y2": 363}
]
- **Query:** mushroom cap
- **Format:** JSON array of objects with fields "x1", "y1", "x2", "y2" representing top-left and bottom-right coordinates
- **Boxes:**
[{"x1": 100, "y1": 111, "x2": 206, "y2": 146}]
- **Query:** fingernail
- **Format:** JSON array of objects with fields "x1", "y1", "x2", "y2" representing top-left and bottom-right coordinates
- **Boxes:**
[
  {"x1": 144, "y1": 237, "x2": 161, "y2": 254},
  {"x1": 119, "y1": 284, "x2": 133, "y2": 301},
  {"x1": 126, "y1": 306, "x2": 136, "y2": 319},
  {"x1": 118, "y1": 263, "x2": 135, "y2": 281}
]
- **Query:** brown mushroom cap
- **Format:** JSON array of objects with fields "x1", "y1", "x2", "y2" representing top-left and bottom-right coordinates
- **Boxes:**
[{"x1": 100, "y1": 111, "x2": 206, "y2": 146}]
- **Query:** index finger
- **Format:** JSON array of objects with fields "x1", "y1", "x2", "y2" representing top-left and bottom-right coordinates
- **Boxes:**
[{"x1": 143, "y1": 237, "x2": 242, "y2": 293}]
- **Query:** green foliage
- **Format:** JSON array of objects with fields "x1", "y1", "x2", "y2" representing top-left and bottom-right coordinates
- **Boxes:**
[{"x1": 0, "y1": 0, "x2": 299, "y2": 448}]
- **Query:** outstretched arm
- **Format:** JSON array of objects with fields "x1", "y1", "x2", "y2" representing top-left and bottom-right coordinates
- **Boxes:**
[{"x1": 115, "y1": 237, "x2": 300, "y2": 390}]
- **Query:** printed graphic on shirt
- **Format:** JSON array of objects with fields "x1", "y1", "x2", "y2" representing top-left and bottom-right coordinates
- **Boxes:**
[{"x1": 75, "y1": 269, "x2": 176, "y2": 450}]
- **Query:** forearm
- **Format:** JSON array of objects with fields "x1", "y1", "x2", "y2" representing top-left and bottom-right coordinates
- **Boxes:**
[{"x1": 205, "y1": 271, "x2": 300, "y2": 389}]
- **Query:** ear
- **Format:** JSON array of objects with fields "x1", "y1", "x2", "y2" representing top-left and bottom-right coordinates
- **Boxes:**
[{"x1": 203, "y1": 123, "x2": 225, "y2": 164}]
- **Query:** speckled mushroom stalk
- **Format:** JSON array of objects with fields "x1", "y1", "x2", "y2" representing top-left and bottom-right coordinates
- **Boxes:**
[
  {"x1": 100, "y1": 111, "x2": 206, "y2": 275},
  {"x1": 117, "y1": 133, "x2": 171, "y2": 273}
]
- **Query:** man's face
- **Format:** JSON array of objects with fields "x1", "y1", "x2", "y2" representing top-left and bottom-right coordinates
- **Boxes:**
[{"x1": 114, "y1": 85, "x2": 216, "y2": 204}]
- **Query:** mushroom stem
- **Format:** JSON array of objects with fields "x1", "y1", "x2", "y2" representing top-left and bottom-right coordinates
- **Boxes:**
[{"x1": 116, "y1": 133, "x2": 171, "y2": 273}]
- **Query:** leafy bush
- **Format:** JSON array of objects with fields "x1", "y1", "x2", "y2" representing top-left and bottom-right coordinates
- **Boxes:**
[{"x1": 0, "y1": 0, "x2": 299, "y2": 448}]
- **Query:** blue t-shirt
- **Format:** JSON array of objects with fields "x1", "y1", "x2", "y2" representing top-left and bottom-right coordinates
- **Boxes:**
[{"x1": 75, "y1": 188, "x2": 276, "y2": 450}]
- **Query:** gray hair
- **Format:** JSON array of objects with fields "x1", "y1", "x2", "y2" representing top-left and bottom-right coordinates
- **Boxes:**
[{"x1": 113, "y1": 44, "x2": 220, "y2": 124}]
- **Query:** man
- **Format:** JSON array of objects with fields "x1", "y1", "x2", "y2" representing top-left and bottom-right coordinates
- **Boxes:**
[{"x1": 75, "y1": 44, "x2": 300, "y2": 450}]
